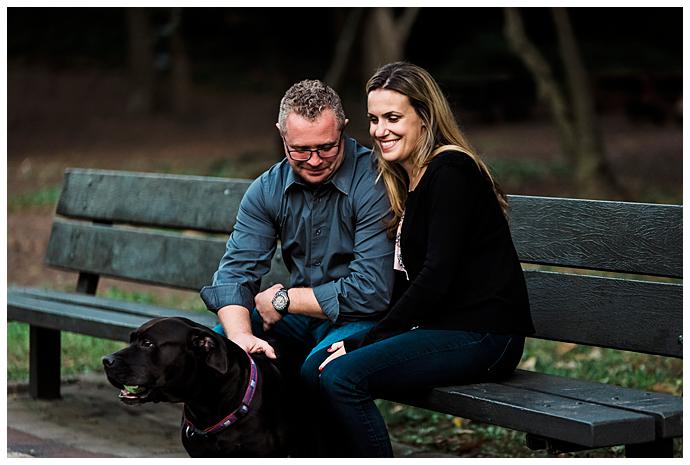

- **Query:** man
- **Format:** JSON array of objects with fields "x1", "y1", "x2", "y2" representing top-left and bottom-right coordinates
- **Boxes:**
[{"x1": 200, "y1": 79, "x2": 394, "y2": 455}]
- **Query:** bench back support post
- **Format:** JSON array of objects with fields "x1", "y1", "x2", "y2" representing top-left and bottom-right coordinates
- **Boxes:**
[
  {"x1": 27, "y1": 272, "x2": 99, "y2": 399},
  {"x1": 29, "y1": 326, "x2": 62, "y2": 399},
  {"x1": 76, "y1": 272, "x2": 100, "y2": 295}
]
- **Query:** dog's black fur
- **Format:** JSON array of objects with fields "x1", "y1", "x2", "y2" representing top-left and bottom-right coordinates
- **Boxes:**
[{"x1": 102, "y1": 317, "x2": 287, "y2": 457}]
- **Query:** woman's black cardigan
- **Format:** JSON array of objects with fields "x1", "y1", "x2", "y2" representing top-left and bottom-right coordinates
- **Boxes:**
[{"x1": 344, "y1": 151, "x2": 534, "y2": 352}]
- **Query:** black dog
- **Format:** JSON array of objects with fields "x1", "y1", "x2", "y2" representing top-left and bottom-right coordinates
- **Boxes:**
[{"x1": 102, "y1": 317, "x2": 287, "y2": 457}]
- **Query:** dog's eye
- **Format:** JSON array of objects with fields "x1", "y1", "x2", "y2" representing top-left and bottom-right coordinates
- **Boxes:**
[{"x1": 141, "y1": 339, "x2": 154, "y2": 348}]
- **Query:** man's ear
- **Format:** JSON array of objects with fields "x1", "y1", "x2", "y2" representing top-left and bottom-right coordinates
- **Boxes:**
[{"x1": 190, "y1": 331, "x2": 228, "y2": 375}]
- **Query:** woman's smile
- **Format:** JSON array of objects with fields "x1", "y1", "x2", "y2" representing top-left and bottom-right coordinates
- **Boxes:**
[{"x1": 379, "y1": 138, "x2": 401, "y2": 152}]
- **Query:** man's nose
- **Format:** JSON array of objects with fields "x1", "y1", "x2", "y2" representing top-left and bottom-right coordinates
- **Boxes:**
[{"x1": 306, "y1": 153, "x2": 324, "y2": 166}]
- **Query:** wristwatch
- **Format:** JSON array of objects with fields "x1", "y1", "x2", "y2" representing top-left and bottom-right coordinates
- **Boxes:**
[{"x1": 271, "y1": 288, "x2": 290, "y2": 315}]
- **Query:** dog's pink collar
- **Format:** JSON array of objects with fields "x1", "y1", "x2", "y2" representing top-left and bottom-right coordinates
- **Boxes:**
[{"x1": 182, "y1": 351, "x2": 259, "y2": 439}]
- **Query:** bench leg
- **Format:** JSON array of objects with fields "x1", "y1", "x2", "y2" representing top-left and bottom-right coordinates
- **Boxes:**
[
  {"x1": 625, "y1": 438, "x2": 674, "y2": 458},
  {"x1": 29, "y1": 326, "x2": 62, "y2": 399}
]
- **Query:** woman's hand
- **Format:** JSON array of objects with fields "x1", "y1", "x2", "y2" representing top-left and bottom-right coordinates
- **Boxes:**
[{"x1": 319, "y1": 341, "x2": 347, "y2": 372}]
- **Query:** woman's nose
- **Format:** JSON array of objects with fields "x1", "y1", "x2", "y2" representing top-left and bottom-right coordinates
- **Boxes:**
[{"x1": 373, "y1": 122, "x2": 388, "y2": 138}]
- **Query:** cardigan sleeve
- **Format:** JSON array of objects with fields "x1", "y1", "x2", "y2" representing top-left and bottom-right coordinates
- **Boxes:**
[{"x1": 347, "y1": 157, "x2": 486, "y2": 350}]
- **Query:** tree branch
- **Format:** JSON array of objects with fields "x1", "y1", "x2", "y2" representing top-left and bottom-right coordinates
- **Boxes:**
[
  {"x1": 503, "y1": 7, "x2": 576, "y2": 161},
  {"x1": 325, "y1": 8, "x2": 364, "y2": 89},
  {"x1": 396, "y1": 7, "x2": 421, "y2": 44}
]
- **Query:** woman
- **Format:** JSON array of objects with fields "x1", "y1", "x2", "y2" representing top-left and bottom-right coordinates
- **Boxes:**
[{"x1": 312, "y1": 62, "x2": 535, "y2": 457}]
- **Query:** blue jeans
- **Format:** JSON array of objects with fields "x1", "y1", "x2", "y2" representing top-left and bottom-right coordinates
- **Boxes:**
[
  {"x1": 213, "y1": 309, "x2": 377, "y2": 457},
  {"x1": 301, "y1": 329, "x2": 525, "y2": 457}
]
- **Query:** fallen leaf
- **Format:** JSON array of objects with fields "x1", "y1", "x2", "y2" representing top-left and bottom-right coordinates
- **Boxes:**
[
  {"x1": 652, "y1": 383, "x2": 678, "y2": 394},
  {"x1": 555, "y1": 342, "x2": 578, "y2": 355},
  {"x1": 519, "y1": 356, "x2": 537, "y2": 371},
  {"x1": 575, "y1": 347, "x2": 602, "y2": 361}
]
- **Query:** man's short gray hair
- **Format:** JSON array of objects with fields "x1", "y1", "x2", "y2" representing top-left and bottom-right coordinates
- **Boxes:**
[{"x1": 277, "y1": 79, "x2": 346, "y2": 134}]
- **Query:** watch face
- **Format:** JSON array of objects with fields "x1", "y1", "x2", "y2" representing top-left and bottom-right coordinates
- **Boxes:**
[
  {"x1": 272, "y1": 291, "x2": 288, "y2": 312},
  {"x1": 274, "y1": 294, "x2": 287, "y2": 308}
]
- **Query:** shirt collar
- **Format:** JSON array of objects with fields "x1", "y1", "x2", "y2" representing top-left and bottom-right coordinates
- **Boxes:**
[{"x1": 283, "y1": 135, "x2": 356, "y2": 196}]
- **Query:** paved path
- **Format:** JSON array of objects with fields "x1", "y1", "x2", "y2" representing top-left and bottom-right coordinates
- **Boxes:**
[{"x1": 7, "y1": 374, "x2": 456, "y2": 458}]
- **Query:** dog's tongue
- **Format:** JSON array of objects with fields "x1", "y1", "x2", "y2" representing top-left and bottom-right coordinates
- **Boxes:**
[
  {"x1": 124, "y1": 385, "x2": 142, "y2": 394},
  {"x1": 120, "y1": 385, "x2": 144, "y2": 398}
]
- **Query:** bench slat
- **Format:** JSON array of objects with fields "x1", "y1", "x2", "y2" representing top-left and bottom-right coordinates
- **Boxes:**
[
  {"x1": 56, "y1": 170, "x2": 682, "y2": 278},
  {"x1": 57, "y1": 168, "x2": 251, "y2": 233},
  {"x1": 526, "y1": 270, "x2": 682, "y2": 357},
  {"x1": 393, "y1": 382, "x2": 655, "y2": 448},
  {"x1": 9, "y1": 293, "x2": 153, "y2": 341},
  {"x1": 45, "y1": 220, "x2": 289, "y2": 291},
  {"x1": 44, "y1": 222, "x2": 682, "y2": 356},
  {"x1": 9, "y1": 287, "x2": 218, "y2": 328},
  {"x1": 503, "y1": 370, "x2": 682, "y2": 438},
  {"x1": 509, "y1": 196, "x2": 682, "y2": 278},
  {"x1": 8, "y1": 291, "x2": 217, "y2": 341}
]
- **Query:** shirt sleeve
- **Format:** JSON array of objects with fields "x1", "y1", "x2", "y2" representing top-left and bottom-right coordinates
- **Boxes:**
[
  {"x1": 200, "y1": 176, "x2": 277, "y2": 313},
  {"x1": 312, "y1": 176, "x2": 395, "y2": 323},
  {"x1": 354, "y1": 162, "x2": 481, "y2": 348}
]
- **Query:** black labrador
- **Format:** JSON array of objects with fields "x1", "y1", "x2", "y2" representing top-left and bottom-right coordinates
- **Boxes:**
[{"x1": 102, "y1": 317, "x2": 287, "y2": 457}]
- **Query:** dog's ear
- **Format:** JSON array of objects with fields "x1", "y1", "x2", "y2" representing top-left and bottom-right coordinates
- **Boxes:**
[{"x1": 190, "y1": 331, "x2": 229, "y2": 375}]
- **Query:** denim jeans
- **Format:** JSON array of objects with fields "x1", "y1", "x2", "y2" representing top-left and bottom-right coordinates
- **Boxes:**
[
  {"x1": 213, "y1": 309, "x2": 377, "y2": 456},
  {"x1": 300, "y1": 329, "x2": 525, "y2": 457}
]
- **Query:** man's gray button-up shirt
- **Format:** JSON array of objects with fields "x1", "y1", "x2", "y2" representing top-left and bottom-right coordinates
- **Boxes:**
[{"x1": 200, "y1": 136, "x2": 394, "y2": 323}]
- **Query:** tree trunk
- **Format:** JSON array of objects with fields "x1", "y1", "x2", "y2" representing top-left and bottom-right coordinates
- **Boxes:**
[
  {"x1": 168, "y1": 7, "x2": 191, "y2": 115},
  {"x1": 503, "y1": 7, "x2": 577, "y2": 164},
  {"x1": 126, "y1": 8, "x2": 154, "y2": 115},
  {"x1": 504, "y1": 7, "x2": 626, "y2": 199},
  {"x1": 325, "y1": 8, "x2": 364, "y2": 89},
  {"x1": 551, "y1": 8, "x2": 625, "y2": 197},
  {"x1": 362, "y1": 8, "x2": 420, "y2": 79}
]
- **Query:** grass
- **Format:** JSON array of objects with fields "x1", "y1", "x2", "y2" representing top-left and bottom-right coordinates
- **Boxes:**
[
  {"x1": 6, "y1": 286, "x2": 683, "y2": 457},
  {"x1": 487, "y1": 158, "x2": 569, "y2": 186},
  {"x1": 8, "y1": 185, "x2": 62, "y2": 212},
  {"x1": 7, "y1": 321, "x2": 125, "y2": 381}
]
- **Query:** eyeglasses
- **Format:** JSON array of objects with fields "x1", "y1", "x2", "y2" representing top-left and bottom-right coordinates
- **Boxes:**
[{"x1": 282, "y1": 129, "x2": 344, "y2": 162}]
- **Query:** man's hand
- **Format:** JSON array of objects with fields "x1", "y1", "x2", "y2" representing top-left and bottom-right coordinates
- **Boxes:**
[
  {"x1": 229, "y1": 332, "x2": 277, "y2": 359},
  {"x1": 216, "y1": 305, "x2": 276, "y2": 359},
  {"x1": 255, "y1": 283, "x2": 285, "y2": 332},
  {"x1": 319, "y1": 341, "x2": 347, "y2": 372}
]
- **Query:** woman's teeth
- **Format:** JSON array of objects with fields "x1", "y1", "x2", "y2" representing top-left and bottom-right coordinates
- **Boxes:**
[{"x1": 380, "y1": 139, "x2": 399, "y2": 150}]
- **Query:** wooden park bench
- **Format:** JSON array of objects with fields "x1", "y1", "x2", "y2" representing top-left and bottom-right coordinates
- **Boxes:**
[{"x1": 8, "y1": 168, "x2": 682, "y2": 457}]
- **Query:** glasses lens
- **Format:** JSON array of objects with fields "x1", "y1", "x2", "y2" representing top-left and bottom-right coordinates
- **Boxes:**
[
  {"x1": 290, "y1": 150, "x2": 312, "y2": 161},
  {"x1": 318, "y1": 145, "x2": 339, "y2": 158}
]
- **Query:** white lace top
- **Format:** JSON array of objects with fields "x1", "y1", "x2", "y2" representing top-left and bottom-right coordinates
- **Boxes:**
[{"x1": 394, "y1": 211, "x2": 409, "y2": 280}]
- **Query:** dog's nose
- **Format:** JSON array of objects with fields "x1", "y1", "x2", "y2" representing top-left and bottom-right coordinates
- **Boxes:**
[{"x1": 102, "y1": 355, "x2": 116, "y2": 367}]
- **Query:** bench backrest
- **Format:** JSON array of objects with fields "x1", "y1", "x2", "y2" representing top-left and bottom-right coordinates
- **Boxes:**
[{"x1": 47, "y1": 168, "x2": 682, "y2": 358}]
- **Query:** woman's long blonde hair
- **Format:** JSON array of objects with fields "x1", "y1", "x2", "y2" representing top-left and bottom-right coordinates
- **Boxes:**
[{"x1": 366, "y1": 62, "x2": 508, "y2": 237}]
